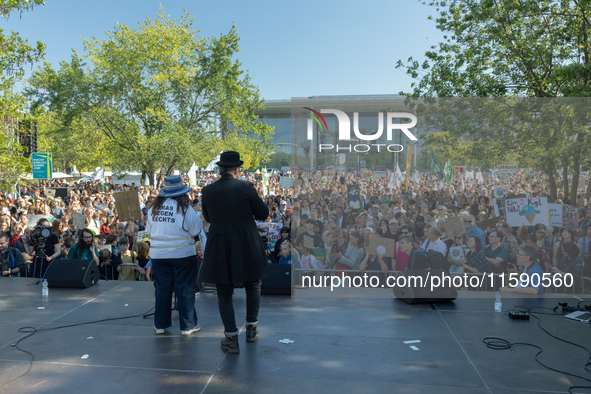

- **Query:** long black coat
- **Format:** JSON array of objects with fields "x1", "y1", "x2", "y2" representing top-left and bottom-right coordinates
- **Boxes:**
[{"x1": 201, "y1": 174, "x2": 269, "y2": 286}]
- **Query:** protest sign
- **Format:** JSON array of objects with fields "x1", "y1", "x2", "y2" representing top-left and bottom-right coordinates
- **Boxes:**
[
  {"x1": 548, "y1": 204, "x2": 563, "y2": 227},
  {"x1": 314, "y1": 248, "x2": 327, "y2": 263},
  {"x1": 27, "y1": 214, "x2": 54, "y2": 226},
  {"x1": 493, "y1": 198, "x2": 507, "y2": 221},
  {"x1": 373, "y1": 171, "x2": 387, "y2": 178},
  {"x1": 311, "y1": 190, "x2": 323, "y2": 201},
  {"x1": 441, "y1": 216, "x2": 465, "y2": 237},
  {"x1": 368, "y1": 237, "x2": 395, "y2": 257},
  {"x1": 72, "y1": 211, "x2": 85, "y2": 229},
  {"x1": 45, "y1": 189, "x2": 56, "y2": 198},
  {"x1": 496, "y1": 165, "x2": 518, "y2": 174},
  {"x1": 449, "y1": 246, "x2": 467, "y2": 261},
  {"x1": 326, "y1": 166, "x2": 334, "y2": 176},
  {"x1": 137, "y1": 231, "x2": 150, "y2": 243},
  {"x1": 114, "y1": 190, "x2": 143, "y2": 222},
  {"x1": 477, "y1": 216, "x2": 501, "y2": 232},
  {"x1": 303, "y1": 235, "x2": 315, "y2": 249},
  {"x1": 506, "y1": 197, "x2": 549, "y2": 227},
  {"x1": 279, "y1": 176, "x2": 293, "y2": 188},
  {"x1": 494, "y1": 185, "x2": 507, "y2": 198},
  {"x1": 267, "y1": 223, "x2": 282, "y2": 250},
  {"x1": 562, "y1": 205, "x2": 579, "y2": 233}
]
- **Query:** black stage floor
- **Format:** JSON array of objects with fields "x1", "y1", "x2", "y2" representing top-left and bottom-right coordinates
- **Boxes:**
[{"x1": 1, "y1": 278, "x2": 590, "y2": 394}]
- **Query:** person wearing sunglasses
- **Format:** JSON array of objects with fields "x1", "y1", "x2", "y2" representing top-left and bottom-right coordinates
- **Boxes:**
[{"x1": 463, "y1": 214, "x2": 485, "y2": 246}]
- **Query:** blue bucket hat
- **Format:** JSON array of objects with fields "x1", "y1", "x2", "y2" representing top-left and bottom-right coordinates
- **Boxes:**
[{"x1": 159, "y1": 175, "x2": 192, "y2": 198}]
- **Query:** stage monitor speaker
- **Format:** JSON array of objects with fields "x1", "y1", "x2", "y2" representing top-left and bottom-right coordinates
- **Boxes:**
[
  {"x1": 43, "y1": 259, "x2": 99, "y2": 288},
  {"x1": 261, "y1": 263, "x2": 292, "y2": 295},
  {"x1": 393, "y1": 269, "x2": 457, "y2": 304}
]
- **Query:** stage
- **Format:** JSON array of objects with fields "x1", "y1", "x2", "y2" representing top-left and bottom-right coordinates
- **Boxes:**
[{"x1": 0, "y1": 278, "x2": 590, "y2": 394}]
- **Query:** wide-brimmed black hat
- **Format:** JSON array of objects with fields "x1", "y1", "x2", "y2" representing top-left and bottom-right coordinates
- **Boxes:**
[{"x1": 216, "y1": 151, "x2": 244, "y2": 168}]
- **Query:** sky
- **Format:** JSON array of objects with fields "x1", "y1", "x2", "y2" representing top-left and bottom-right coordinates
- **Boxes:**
[{"x1": 3, "y1": 0, "x2": 446, "y2": 101}]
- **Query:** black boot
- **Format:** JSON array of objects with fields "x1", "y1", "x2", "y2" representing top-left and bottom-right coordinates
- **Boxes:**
[
  {"x1": 246, "y1": 322, "x2": 258, "y2": 343},
  {"x1": 221, "y1": 332, "x2": 239, "y2": 354}
]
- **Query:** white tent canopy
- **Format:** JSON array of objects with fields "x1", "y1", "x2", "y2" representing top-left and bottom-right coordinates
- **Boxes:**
[
  {"x1": 80, "y1": 171, "x2": 113, "y2": 177},
  {"x1": 23, "y1": 172, "x2": 73, "y2": 179}
]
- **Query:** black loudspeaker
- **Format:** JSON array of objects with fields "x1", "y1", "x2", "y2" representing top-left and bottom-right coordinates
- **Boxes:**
[
  {"x1": 43, "y1": 259, "x2": 100, "y2": 288},
  {"x1": 393, "y1": 269, "x2": 457, "y2": 304},
  {"x1": 47, "y1": 187, "x2": 69, "y2": 198},
  {"x1": 261, "y1": 264, "x2": 292, "y2": 295}
]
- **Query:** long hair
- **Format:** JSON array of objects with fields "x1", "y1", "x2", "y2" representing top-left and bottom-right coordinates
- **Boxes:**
[
  {"x1": 151, "y1": 194, "x2": 191, "y2": 218},
  {"x1": 75, "y1": 228, "x2": 94, "y2": 258}
]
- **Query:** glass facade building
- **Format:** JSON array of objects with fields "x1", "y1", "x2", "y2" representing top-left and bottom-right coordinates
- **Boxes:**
[{"x1": 254, "y1": 95, "x2": 437, "y2": 171}]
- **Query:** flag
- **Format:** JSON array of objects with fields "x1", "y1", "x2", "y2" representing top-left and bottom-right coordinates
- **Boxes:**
[
  {"x1": 405, "y1": 145, "x2": 413, "y2": 192},
  {"x1": 71, "y1": 165, "x2": 77, "y2": 175},
  {"x1": 92, "y1": 167, "x2": 105, "y2": 181},
  {"x1": 466, "y1": 170, "x2": 474, "y2": 180},
  {"x1": 144, "y1": 175, "x2": 150, "y2": 186},
  {"x1": 476, "y1": 171, "x2": 484, "y2": 185},
  {"x1": 262, "y1": 167, "x2": 269, "y2": 196},
  {"x1": 461, "y1": 173, "x2": 465, "y2": 191},
  {"x1": 443, "y1": 159, "x2": 453, "y2": 185},
  {"x1": 188, "y1": 162, "x2": 197, "y2": 187},
  {"x1": 412, "y1": 170, "x2": 420, "y2": 184},
  {"x1": 430, "y1": 150, "x2": 443, "y2": 179},
  {"x1": 205, "y1": 153, "x2": 221, "y2": 172},
  {"x1": 395, "y1": 164, "x2": 404, "y2": 188},
  {"x1": 387, "y1": 173, "x2": 395, "y2": 189}
]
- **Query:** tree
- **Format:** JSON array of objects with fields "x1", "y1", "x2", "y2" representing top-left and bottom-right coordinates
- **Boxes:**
[
  {"x1": 397, "y1": 0, "x2": 591, "y2": 202},
  {"x1": 0, "y1": 0, "x2": 46, "y2": 191},
  {"x1": 27, "y1": 7, "x2": 273, "y2": 185}
]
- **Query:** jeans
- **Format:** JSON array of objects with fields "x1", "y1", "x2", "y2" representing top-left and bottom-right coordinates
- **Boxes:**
[
  {"x1": 152, "y1": 255, "x2": 198, "y2": 331},
  {"x1": 216, "y1": 280, "x2": 261, "y2": 332}
]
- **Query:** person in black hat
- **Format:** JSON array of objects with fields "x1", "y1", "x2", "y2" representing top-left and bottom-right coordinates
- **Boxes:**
[
  {"x1": 200, "y1": 151, "x2": 269, "y2": 354},
  {"x1": 146, "y1": 175, "x2": 204, "y2": 336}
]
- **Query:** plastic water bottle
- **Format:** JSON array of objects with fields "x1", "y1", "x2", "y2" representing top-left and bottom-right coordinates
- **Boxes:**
[
  {"x1": 42, "y1": 279, "x2": 49, "y2": 298},
  {"x1": 494, "y1": 291, "x2": 502, "y2": 312}
]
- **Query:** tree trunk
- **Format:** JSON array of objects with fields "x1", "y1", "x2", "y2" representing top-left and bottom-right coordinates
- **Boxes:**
[
  {"x1": 547, "y1": 160, "x2": 558, "y2": 202},
  {"x1": 562, "y1": 161, "x2": 569, "y2": 201},
  {"x1": 141, "y1": 170, "x2": 146, "y2": 187}
]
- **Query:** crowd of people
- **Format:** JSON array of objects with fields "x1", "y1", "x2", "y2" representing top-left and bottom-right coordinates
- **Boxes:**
[
  {"x1": 253, "y1": 169, "x2": 591, "y2": 295},
  {"x1": 1, "y1": 166, "x2": 590, "y2": 294}
]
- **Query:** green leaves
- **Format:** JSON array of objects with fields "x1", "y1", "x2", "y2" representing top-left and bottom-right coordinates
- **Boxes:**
[{"x1": 27, "y1": 8, "x2": 273, "y2": 182}]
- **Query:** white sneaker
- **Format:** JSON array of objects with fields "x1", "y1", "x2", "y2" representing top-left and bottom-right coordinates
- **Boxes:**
[
  {"x1": 154, "y1": 328, "x2": 165, "y2": 335},
  {"x1": 181, "y1": 324, "x2": 201, "y2": 336}
]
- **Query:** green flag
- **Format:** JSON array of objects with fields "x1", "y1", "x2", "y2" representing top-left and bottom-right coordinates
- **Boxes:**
[
  {"x1": 444, "y1": 159, "x2": 453, "y2": 185},
  {"x1": 430, "y1": 150, "x2": 443, "y2": 179}
]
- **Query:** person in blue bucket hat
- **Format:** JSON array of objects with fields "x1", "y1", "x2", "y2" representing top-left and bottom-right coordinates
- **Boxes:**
[{"x1": 146, "y1": 175, "x2": 205, "y2": 336}]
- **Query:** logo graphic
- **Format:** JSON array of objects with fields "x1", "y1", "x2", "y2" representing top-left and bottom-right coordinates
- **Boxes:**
[
  {"x1": 304, "y1": 108, "x2": 418, "y2": 153},
  {"x1": 304, "y1": 107, "x2": 328, "y2": 133}
]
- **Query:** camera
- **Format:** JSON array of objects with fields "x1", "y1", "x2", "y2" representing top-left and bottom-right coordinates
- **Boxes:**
[
  {"x1": 30, "y1": 224, "x2": 52, "y2": 254},
  {"x1": 259, "y1": 229, "x2": 270, "y2": 256},
  {"x1": 331, "y1": 238, "x2": 340, "y2": 254}
]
